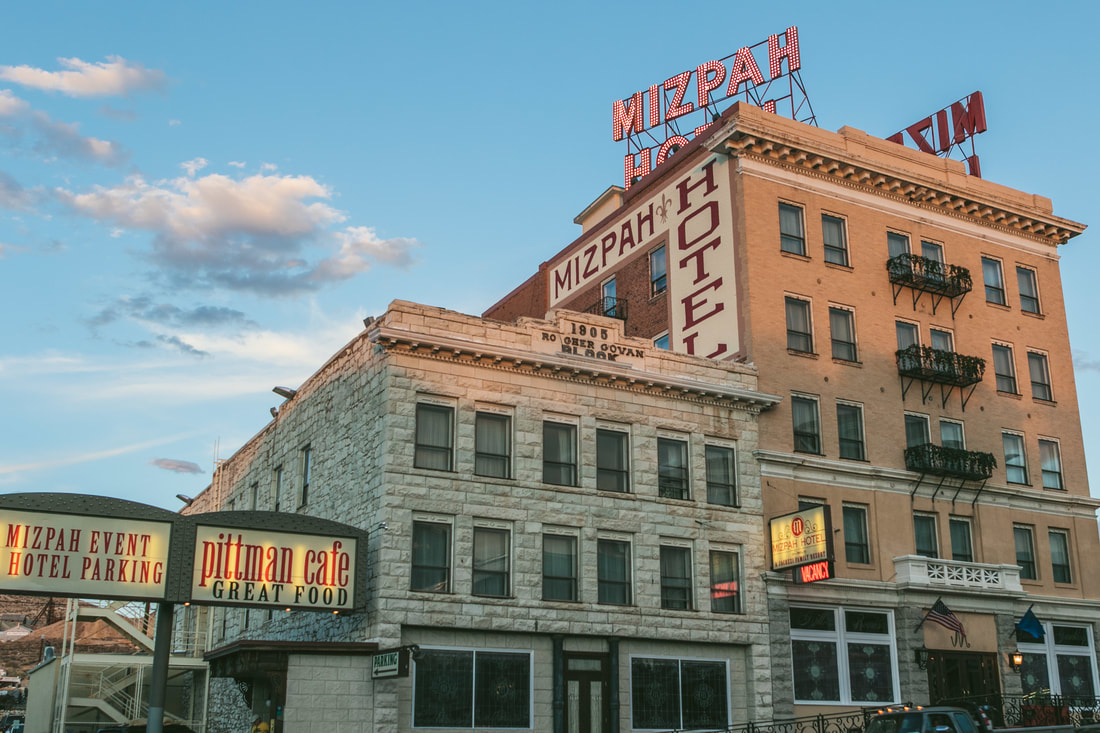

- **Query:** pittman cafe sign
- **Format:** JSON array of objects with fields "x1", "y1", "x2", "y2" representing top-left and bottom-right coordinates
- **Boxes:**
[
  {"x1": 769, "y1": 505, "x2": 834, "y2": 583},
  {"x1": 0, "y1": 493, "x2": 368, "y2": 613}
]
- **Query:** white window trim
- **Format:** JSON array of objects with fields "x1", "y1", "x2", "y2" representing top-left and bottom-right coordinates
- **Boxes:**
[
  {"x1": 828, "y1": 303, "x2": 859, "y2": 361},
  {"x1": 1016, "y1": 264, "x2": 1042, "y2": 314},
  {"x1": 836, "y1": 399, "x2": 866, "y2": 460},
  {"x1": 948, "y1": 515, "x2": 974, "y2": 561},
  {"x1": 596, "y1": 532, "x2": 633, "y2": 606},
  {"x1": 887, "y1": 229, "x2": 912, "y2": 256},
  {"x1": 841, "y1": 502, "x2": 871, "y2": 565},
  {"x1": 895, "y1": 318, "x2": 922, "y2": 348},
  {"x1": 789, "y1": 605, "x2": 900, "y2": 705},
  {"x1": 649, "y1": 244, "x2": 668, "y2": 297},
  {"x1": 778, "y1": 200, "x2": 807, "y2": 256},
  {"x1": 411, "y1": 513, "x2": 454, "y2": 594},
  {"x1": 1026, "y1": 348, "x2": 1054, "y2": 401},
  {"x1": 1002, "y1": 429, "x2": 1030, "y2": 485},
  {"x1": 904, "y1": 411, "x2": 932, "y2": 446},
  {"x1": 1017, "y1": 622, "x2": 1100, "y2": 696},
  {"x1": 982, "y1": 254, "x2": 1008, "y2": 306},
  {"x1": 929, "y1": 326, "x2": 955, "y2": 351},
  {"x1": 785, "y1": 293, "x2": 815, "y2": 353},
  {"x1": 821, "y1": 211, "x2": 850, "y2": 266},
  {"x1": 652, "y1": 331, "x2": 669, "y2": 349},
  {"x1": 913, "y1": 512, "x2": 939, "y2": 558},
  {"x1": 940, "y1": 418, "x2": 966, "y2": 448}
]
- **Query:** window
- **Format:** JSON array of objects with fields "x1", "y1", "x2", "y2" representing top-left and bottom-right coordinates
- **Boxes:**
[
  {"x1": 822, "y1": 214, "x2": 848, "y2": 266},
  {"x1": 271, "y1": 465, "x2": 283, "y2": 512},
  {"x1": 660, "y1": 544, "x2": 692, "y2": 610},
  {"x1": 705, "y1": 444, "x2": 737, "y2": 506},
  {"x1": 904, "y1": 413, "x2": 931, "y2": 448},
  {"x1": 922, "y1": 240, "x2": 944, "y2": 264},
  {"x1": 597, "y1": 538, "x2": 631, "y2": 605},
  {"x1": 940, "y1": 420, "x2": 965, "y2": 449},
  {"x1": 887, "y1": 231, "x2": 910, "y2": 259},
  {"x1": 950, "y1": 517, "x2": 973, "y2": 562},
  {"x1": 829, "y1": 307, "x2": 857, "y2": 361},
  {"x1": 1003, "y1": 432, "x2": 1029, "y2": 484},
  {"x1": 412, "y1": 648, "x2": 531, "y2": 728},
  {"x1": 843, "y1": 504, "x2": 870, "y2": 564},
  {"x1": 596, "y1": 428, "x2": 630, "y2": 492},
  {"x1": 895, "y1": 321, "x2": 919, "y2": 350},
  {"x1": 913, "y1": 514, "x2": 938, "y2": 558},
  {"x1": 601, "y1": 277, "x2": 618, "y2": 317},
  {"x1": 542, "y1": 534, "x2": 577, "y2": 601},
  {"x1": 631, "y1": 657, "x2": 729, "y2": 730},
  {"x1": 789, "y1": 606, "x2": 899, "y2": 704},
  {"x1": 710, "y1": 550, "x2": 740, "y2": 613},
  {"x1": 786, "y1": 296, "x2": 813, "y2": 353},
  {"x1": 475, "y1": 411, "x2": 511, "y2": 478},
  {"x1": 930, "y1": 328, "x2": 954, "y2": 352},
  {"x1": 779, "y1": 202, "x2": 805, "y2": 255},
  {"x1": 836, "y1": 401, "x2": 865, "y2": 460},
  {"x1": 1014, "y1": 525, "x2": 1036, "y2": 580},
  {"x1": 1028, "y1": 351, "x2": 1052, "y2": 401},
  {"x1": 982, "y1": 256, "x2": 1006, "y2": 305},
  {"x1": 299, "y1": 445, "x2": 311, "y2": 506},
  {"x1": 653, "y1": 332, "x2": 669, "y2": 350},
  {"x1": 657, "y1": 437, "x2": 689, "y2": 499},
  {"x1": 791, "y1": 395, "x2": 822, "y2": 454},
  {"x1": 1017, "y1": 624, "x2": 1098, "y2": 697},
  {"x1": 1049, "y1": 530, "x2": 1072, "y2": 584},
  {"x1": 412, "y1": 520, "x2": 452, "y2": 593},
  {"x1": 1017, "y1": 266, "x2": 1041, "y2": 314},
  {"x1": 650, "y1": 245, "x2": 667, "y2": 295},
  {"x1": 992, "y1": 343, "x2": 1018, "y2": 393},
  {"x1": 415, "y1": 403, "x2": 454, "y2": 470},
  {"x1": 1040, "y1": 439, "x2": 1064, "y2": 490},
  {"x1": 249, "y1": 482, "x2": 258, "y2": 511},
  {"x1": 472, "y1": 525, "x2": 510, "y2": 597},
  {"x1": 543, "y1": 421, "x2": 577, "y2": 486}
]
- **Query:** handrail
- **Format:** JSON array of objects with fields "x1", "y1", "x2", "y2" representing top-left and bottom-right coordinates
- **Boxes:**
[
  {"x1": 904, "y1": 443, "x2": 997, "y2": 480},
  {"x1": 895, "y1": 345, "x2": 985, "y2": 387}
]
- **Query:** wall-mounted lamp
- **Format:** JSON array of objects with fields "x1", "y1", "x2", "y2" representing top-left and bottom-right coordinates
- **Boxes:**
[
  {"x1": 914, "y1": 647, "x2": 931, "y2": 670},
  {"x1": 272, "y1": 386, "x2": 297, "y2": 400},
  {"x1": 1011, "y1": 650, "x2": 1024, "y2": 672},
  {"x1": 176, "y1": 494, "x2": 194, "y2": 506},
  {"x1": 269, "y1": 407, "x2": 279, "y2": 419}
]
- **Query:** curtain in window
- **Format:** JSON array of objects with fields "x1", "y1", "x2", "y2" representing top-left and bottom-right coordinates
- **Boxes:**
[
  {"x1": 1049, "y1": 532, "x2": 1071, "y2": 583},
  {"x1": 1040, "y1": 440, "x2": 1063, "y2": 489},
  {"x1": 473, "y1": 529, "x2": 509, "y2": 596},
  {"x1": 792, "y1": 398, "x2": 820, "y2": 453},
  {"x1": 542, "y1": 535, "x2": 576, "y2": 601},
  {"x1": 940, "y1": 422, "x2": 964, "y2": 449},
  {"x1": 660, "y1": 546, "x2": 692, "y2": 609},
  {"x1": 597, "y1": 540, "x2": 629, "y2": 604},
  {"x1": 1003, "y1": 433, "x2": 1027, "y2": 483},
  {"x1": 843, "y1": 508, "x2": 869, "y2": 564},
  {"x1": 836, "y1": 405, "x2": 863, "y2": 459},
  {"x1": 887, "y1": 232, "x2": 909, "y2": 259},
  {"x1": 786, "y1": 299, "x2": 811, "y2": 351},
  {"x1": 904, "y1": 415, "x2": 929, "y2": 448},
  {"x1": 543, "y1": 423, "x2": 576, "y2": 485},
  {"x1": 913, "y1": 516, "x2": 937, "y2": 557},
  {"x1": 1014, "y1": 527, "x2": 1036, "y2": 579},
  {"x1": 705, "y1": 446, "x2": 735, "y2": 505},
  {"x1": 658, "y1": 438, "x2": 688, "y2": 498},
  {"x1": 475, "y1": 413, "x2": 509, "y2": 477},
  {"x1": 596, "y1": 430, "x2": 629, "y2": 492},
  {"x1": 411, "y1": 523, "x2": 450, "y2": 592},
  {"x1": 415, "y1": 404, "x2": 453, "y2": 470}
]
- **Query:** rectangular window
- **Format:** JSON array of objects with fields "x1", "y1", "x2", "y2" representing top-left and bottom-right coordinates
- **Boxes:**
[
  {"x1": 950, "y1": 517, "x2": 973, "y2": 562},
  {"x1": 249, "y1": 482, "x2": 258, "y2": 511},
  {"x1": 1017, "y1": 266, "x2": 1041, "y2": 314},
  {"x1": 913, "y1": 514, "x2": 938, "y2": 558},
  {"x1": 940, "y1": 420, "x2": 965, "y2": 449},
  {"x1": 472, "y1": 526, "x2": 510, "y2": 597},
  {"x1": 660, "y1": 545, "x2": 692, "y2": 610},
  {"x1": 829, "y1": 307, "x2": 857, "y2": 361},
  {"x1": 1003, "y1": 432, "x2": 1029, "y2": 484},
  {"x1": 1049, "y1": 530, "x2": 1072, "y2": 584},
  {"x1": 710, "y1": 550, "x2": 741, "y2": 613},
  {"x1": 299, "y1": 445, "x2": 311, "y2": 507},
  {"x1": 542, "y1": 534, "x2": 577, "y2": 601},
  {"x1": 1040, "y1": 439, "x2": 1064, "y2": 490},
  {"x1": 992, "y1": 343, "x2": 1018, "y2": 393},
  {"x1": 272, "y1": 465, "x2": 283, "y2": 512},
  {"x1": 904, "y1": 413, "x2": 931, "y2": 448},
  {"x1": 1028, "y1": 351, "x2": 1053, "y2": 401},
  {"x1": 887, "y1": 231, "x2": 910, "y2": 259},
  {"x1": 822, "y1": 214, "x2": 849, "y2": 266},
  {"x1": 657, "y1": 437, "x2": 689, "y2": 500},
  {"x1": 475, "y1": 412, "x2": 511, "y2": 478},
  {"x1": 650, "y1": 245, "x2": 667, "y2": 296},
  {"x1": 543, "y1": 421, "x2": 577, "y2": 486},
  {"x1": 631, "y1": 657, "x2": 729, "y2": 730},
  {"x1": 596, "y1": 428, "x2": 630, "y2": 492},
  {"x1": 1014, "y1": 525, "x2": 1036, "y2": 580},
  {"x1": 601, "y1": 277, "x2": 618, "y2": 317},
  {"x1": 412, "y1": 520, "x2": 452, "y2": 593},
  {"x1": 982, "y1": 256, "x2": 1006, "y2": 305},
  {"x1": 779, "y1": 202, "x2": 805, "y2": 255},
  {"x1": 415, "y1": 403, "x2": 454, "y2": 470},
  {"x1": 653, "y1": 332, "x2": 669, "y2": 350},
  {"x1": 930, "y1": 328, "x2": 954, "y2": 352},
  {"x1": 836, "y1": 401, "x2": 865, "y2": 461},
  {"x1": 786, "y1": 296, "x2": 813, "y2": 353},
  {"x1": 705, "y1": 444, "x2": 736, "y2": 506},
  {"x1": 792, "y1": 395, "x2": 822, "y2": 454},
  {"x1": 597, "y1": 538, "x2": 631, "y2": 605},
  {"x1": 843, "y1": 504, "x2": 870, "y2": 564},
  {"x1": 790, "y1": 606, "x2": 898, "y2": 704},
  {"x1": 921, "y1": 240, "x2": 944, "y2": 264},
  {"x1": 1017, "y1": 623, "x2": 1098, "y2": 698},
  {"x1": 895, "y1": 321, "x2": 919, "y2": 350},
  {"x1": 412, "y1": 649, "x2": 531, "y2": 728}
]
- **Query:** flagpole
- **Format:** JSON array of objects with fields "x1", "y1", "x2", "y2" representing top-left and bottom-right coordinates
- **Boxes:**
[{"x1": 914, "y1": 596, "x2": 941, "y2": 632}]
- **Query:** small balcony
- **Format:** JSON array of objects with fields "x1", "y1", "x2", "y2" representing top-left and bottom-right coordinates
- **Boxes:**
[
  {"x1": 897, "y1": 345, "x2": 986, "y2": 410},
  {"x1": 584, "y1": 296, "x2": 628, "y2": 321},
  {"x1": 894, "y1": 555, "x2": 1023, "y2": 592},
  {"x1": 904, "y1": 442, "x2": 996, "y2": 481},
  {"x1": 887, "y1": 253, "x2": 972, "y2": 317}
]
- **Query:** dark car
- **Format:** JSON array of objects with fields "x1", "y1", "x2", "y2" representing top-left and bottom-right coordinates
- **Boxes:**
[{"x1": 865, "y1": 706, "x2": 983, "y2": 733}]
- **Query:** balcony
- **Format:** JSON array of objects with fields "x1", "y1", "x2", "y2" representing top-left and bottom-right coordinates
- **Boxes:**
[
  {"x1": 904, "y1": 442, "x2": 996, "y2": 481},
  {"x1": 897, "y1": 345, "x2": 986, "y2": 410},
  {"x1": 584, "y1": 296, "x2": 628, "y2": 321},
  {"x1": 887, "y1": 253, "x2": 972, "y2": 318},
  {"x1": 894, "y1": 555, "x2": 1023, "y2": 593}
]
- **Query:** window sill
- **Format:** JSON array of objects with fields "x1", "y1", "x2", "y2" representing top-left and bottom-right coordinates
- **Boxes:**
[
  {"x1": 414, "y1": 465, "x2": 456, "y2": 473},
  {"x1": 1021, "y1": 309, "x2": 1045, "y2": 319},
  {"x1": 781, "y1": 250, "x2": 810, "y2": 261},
  {"x1": 649, "y1": 289, "x2": 667, "y2": 301},
  {"x1": 794, "y1": 449, "x2": 825, "y2": 457},
  {"x1": 833, "y1": 358, "x2": 862, "y2": 367},
  {"x1": 996, "y1": 390, "x2": 1022, "y2": 399},
  {"x1": 985, "y1": 300, "x2": 1012, "y2": 311},
  {"x1": 788, "y1": 349, "x2": 819, "y2": 359},
  {"x1": 824, "y1": 261, "x2": 853, "y2": 272},
  {"x1": 1032, "y1": 397, "x2": 1057, "y2": 406}
]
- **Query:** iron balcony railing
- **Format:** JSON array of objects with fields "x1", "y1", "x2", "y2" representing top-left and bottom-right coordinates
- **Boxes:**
[
  {"x1": 886, "y1": 254, "x2": 973, "y2": 297},
  {"x1": 896, "y1": 345, "x2": 985, "y2": 387},
  {"x1": 659, "y1": 706, "x2": 875, "y2": 733},
  {"x1": 904, "y1": 443, "x2": 996, "y2": 481},
  {"x1": 937, "y1": 692, "x2": 1100, "y2": 728},
  {"x1": 584, "y1": 296, "x2": 628, "y2": 321}
]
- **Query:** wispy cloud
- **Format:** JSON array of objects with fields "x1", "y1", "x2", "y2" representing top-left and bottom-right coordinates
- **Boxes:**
[
  {"x1": 0, "y1": 90, "x2": 127, "y2": 167},
  {"x1": 0, "y1": 56, "x2": 166, "y2": 98},
  {"x1": 181, "y1": 157, "x2": 207, "y2": 177},
  {"x1": 0, "y1": 433, "x2": 192, "y2": 476},
  {"x1": 87, "y1": 294, "x2": 258, "y2": 332},
  {"x1": 150, "y1": 458, "x2": 202, "y2": 474}
]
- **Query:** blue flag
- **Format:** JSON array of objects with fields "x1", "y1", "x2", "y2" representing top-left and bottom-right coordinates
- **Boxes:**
[{"x1": 1016, "y1": 607, "x2": 1045, "y2": 641}]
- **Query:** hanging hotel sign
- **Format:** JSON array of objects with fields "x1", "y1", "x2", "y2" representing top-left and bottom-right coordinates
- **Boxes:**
[
  {"x1": 612, "y1": 26, "x2": 815, "y2": 188},
  {"x1": 0, "y1": 509, "x2": 171, "y2": 601},
  {"x1": 190, "y1": 525, "x2": 357, "y2": 611},
  {"x1": 770, "y1": 505, "x2": 831, "y2": 571}
]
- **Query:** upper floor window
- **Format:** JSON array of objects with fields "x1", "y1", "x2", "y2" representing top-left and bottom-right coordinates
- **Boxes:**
[
  {"x1": 1049, "y1": 529, "x2": 1072, "y2": 584},
  {"x1": 597, "y1": 537, "x2": 631, "y2": 605},
  {"x1": 299, "y1": 445, "x2": 312, "y2": 507},
  {"x1": 930, "y1": 328, "x2": 954, "y2": 353},
  {"x1": 829, "y1": 307, "x2": 857, "y2": 361},
  {"x1": 271, "y1": 465, "x2": 283, "y2": 512},
  {"x1": 843, "y1": 504, "x2": 870, "y2": 564},
  {"x1": 415, "y1": 402, "x2": 454, "y2": 471},
  {"x1": 982, "y1": 257, "x2": 1006, "y2": 305},
  {"x1": 887, "y1": 231, "x2": 910, "y2": 258},
  {"x1": 412, "y1": 519, "x2": 452, "y2": 593},
  {"x1": 836, "y1": 401, "x2": 865, "y2": 461},
  {"x1": 786, "y1": 296, "x2": 814, "y2": 353},
  {"x1": 940, "y1": 419, "x2": 965, "y2": 449},
  {"x1": 1039, "y1": 439, "x2": 1064, "y2": 490},
  {"x1": 472, "y1": 525, "x2": 510, "y2": 597},
  {"x1": 653, "y1": 332, "x2": 670, "y2": 350},
  {"x1": 1017, "y1": 266, "x2": 1041, "y2": 314},
  {"x1": 992, "y1": 343, "x2": 1018, "y2": 394},
  {"x1": 601, "y1": 277, "x2": 619, "y2": 317},
  {"x1": 1003, "y1": 432, "x2": 1029, "y2": 484},
  {"x1": 596, "y1": 428, "x2": 630, "y2": 492},
  {"x1": 709, "y1": 550, "x2": 741, "y2": 613},
  {"x1": 822, "y1": 214, "x2": 848, "y2": 266},
  {"x1": 249, "y1": 482, "x2": 258, "y2": 511},
  {"x1": 950, "y1": 517, "x2": 973, "y2": 562},
  {"x1": 779, "y1": 202, "x2": 805, "y2": 255},
  {"x1": 650, "y1": 245, "x2": 667, "y2": 296},
  {"x1": 792, "y1": 395, "x2": 822, "y2": 454},
  {"x1": 657, "y1": 437, "x2": 689, "y2": 500},
  {"x1": 542, "y1": 533, "x2": 578, "y2": 602},
  {"x1": 922, "y1": 240, "x2": 944, "y2": 265},
  {"x1": 1028, "y1": 351, "x2": 1053, "y2": 401},
  {"x1": 474, "y1": 411, "x2": 511, "y2": 478},
  {"x1": 913, "y1": 513, "x2": 938, "y2": 558},
  {"x1": 705, "y1": 444, "x2": 737, "y2": 506},
  {"x1": 659, "y1": 544, "x2": 693, "y2": 610},
  {"x1": 1014, "y1": 525, "x2": 1037, "y2": 580},
  {"x1": 543, "y1": 421, "x2": 577, "y2": 486},
  {"x1": 896, "y1": 320, "x2": 919, "y2": 350},
  {"x1": 904, "y1": 412, "x2": 931, "y2": 448}
]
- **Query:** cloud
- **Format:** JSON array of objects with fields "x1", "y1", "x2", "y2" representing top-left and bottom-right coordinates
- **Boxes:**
[
  {"x1": 181, "y1": 157, "x2": 207, "y2": 177},
  {"x1": 97, "y1": 103, "x2": 138, "y2": 121},
  {"x1": 0, "y1": 56, "x2": 166, "y2": 98},
  {"x1": 0, "y1": 90, "x2": 29, "y2": 117},
  {"x1": 86, "y1": 295, "x2": 258, "y2": 356},
  {"x1": 30, "y1": 110, "x2": 127, "y2": 166},
  {"x1": 0, "y1": 433, "x2": 192, "y2": 476},
  {"x1": 0, "y1": 169, "x2": 40, "y2": 210},
  {"x1": 150, "y1": 458, "x2": 202, "y2": 474},
  {"x1": 1074, "y1": 352, "x2": 1100, "y2": 374},
  {"x1": 168, "y1": 119, "x2": 181, "y2": 127},
  {"x1": 311, "y1": 226, "x2": 418, "y2": 282},
  {"x1": 228, "y1": 161, "x2": 246, "y2": 168},
  {"x1": 155, "y1": 334, "x2": 208, "y2": 357}
]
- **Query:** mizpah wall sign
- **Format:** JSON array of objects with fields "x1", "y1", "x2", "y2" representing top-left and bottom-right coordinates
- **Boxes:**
[{"x1": 769, "y1": 505, "x2": 832, "y2": 572}]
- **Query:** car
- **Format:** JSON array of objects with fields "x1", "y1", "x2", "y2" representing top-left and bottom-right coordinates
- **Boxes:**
[{"x1": 865, "y1": 706, "x2": 984, "y2": 733}]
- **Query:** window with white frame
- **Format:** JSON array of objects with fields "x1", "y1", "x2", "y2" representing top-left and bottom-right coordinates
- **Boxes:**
[
  {"x1": 992, "y1": 343, "x2": 1018, "y2": 393},
  {"x1": 904, "y1": 413, "x2": 931, "y2": 448},
  {"x1": 779, "y1": 202, "x2": 805, "y2": 255},
  {"x1": 631, "y1": 656, "x2": 729, "y2": 730},
  {"x1": 887, "y1": 231, "x2": 910, "y2": 259},
  {"x1": 836, "y1": 401, "x2": 865, "y2": 460},
  {"x1": 830, "y1": 306, "x2": 857, "y2": 361},
  {"x1": 896, "y1": 320, "x2": 920, "y2": 350},
  {"x1": 1049, "y1": 529, "x2": 1072, "y2": 584},
  {"x1": 659, "y1": 542, "x2": 693, "y2": 610},
  {"x1": 601, "y1": 277, "x2": 619, "y2": 317},
  {"x1": 950, "y1": 517, "x2": 973, "y2": 562},
  {"x1": 596, "y1": 426, "x2": 630, "y2": 492},
  {"x1": 922, "y1": 240, "x2": 944, "y2": 266},
  {"x1": 822, "y1": 213, "x2": 849, "y2": 266},
  {"x1": 657, "y1": 436, "x2": 689, "y2": 499},
  {"x1": 1003, "y1": 432, "x2": 1029, "y2": 484},
  {"x1": 913, "y1": 513, "x2": 938, "y2": 558},
  {"x1": 1039, "y1": 438, "x2": 1064, "y2": 490},
  {"x1": 930, "y1": 328, "x2": 954, "y2": 353},
  {"x1": 786, "y1": 296, "x2": 814, "y2": 353},
  {"x1": 1028, "y1": 351, "x2": 1053, "y2": 401},
  {"x1": 843, "y1": 504, "x2": 870, "y2": 564},
  {"x1": 653, "y1": 332, "x2": 670, "y2": 350},
  {"x1": 709, "y1": 549, "x2": 740, "y2": 613},
  {"x1": 792, "y1": 395, "x2": 822, "y2": 454},
  {"x1": 415, "y1": 401, "x2": 454, "y2": 470},
  {"x1": 1017, "y1": 266, "x2": 1041, "y2": 314},
  {"x1": 475, "y1": 410, "x2": 511, "y2": 478},
  {"x1": 1017, "y1": 623, "x2": 1099, "y2": 697},
  {"x1": 412, "y1": 517, "x2": 452, "y2": 593},
  {"x1": 705, "y1": 443, "x2": 736, "y2": 506},
  {"x1": 472, "y1": 523, "x2": 510, "y2": 597},
  {"x1": 940, "y1": 419, "x2": 965, "y2": 450},
  {"x1": 1014, "y1": 525, "x2": 1037, "y2": 580},
  {"x1": 982, "y1": 256, "x2": 1007, "y2": 305},
  {"x1": 412, "y1": 648, "x2": 532, "y2": 728},
  {"x1": 789, "y1": 606, "x2": 899, "y2": 704},
  {"x1": 650, "y1": 245, "x2": 667, "y2": 296}
]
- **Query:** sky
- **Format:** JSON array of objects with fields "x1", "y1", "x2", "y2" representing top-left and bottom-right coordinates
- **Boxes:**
[{"x1": 1, "y1": 1, "x2": 1098, "y2": 511}]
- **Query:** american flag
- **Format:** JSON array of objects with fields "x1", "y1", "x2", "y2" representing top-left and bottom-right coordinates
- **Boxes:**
[{"x1": 925, "y1": 599, "x2": 966, "y2": 638}]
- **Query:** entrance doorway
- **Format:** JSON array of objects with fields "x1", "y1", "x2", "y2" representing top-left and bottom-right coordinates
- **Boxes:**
[
  {"x1": 564, "y1": 652, "x2": 609, "y2": 733},
  {"x1": 928, "y1": 651, "x2": 1001, "y2": 705}
]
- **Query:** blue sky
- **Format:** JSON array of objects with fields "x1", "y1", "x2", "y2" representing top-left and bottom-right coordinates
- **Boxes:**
[{"x1": 1, "y1": 1, "x2": 1098, "y2": 510}]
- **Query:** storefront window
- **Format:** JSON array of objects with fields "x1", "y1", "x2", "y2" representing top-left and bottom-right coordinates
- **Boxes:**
[
  {"x1": 790, "y1": 606, "x2": 898, "y2": 704},
  {"x1": 1018, "y1": 623, "x2": 1099, "y2": 697}
]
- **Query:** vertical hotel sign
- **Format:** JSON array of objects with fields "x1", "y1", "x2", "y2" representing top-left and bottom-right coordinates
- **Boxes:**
[
  {"x1": 770, "y1": 505, "x2": 831, "y2": 571},
  {"x1": 0, "y1": 509, "x2": 171, "y2": 600}
]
